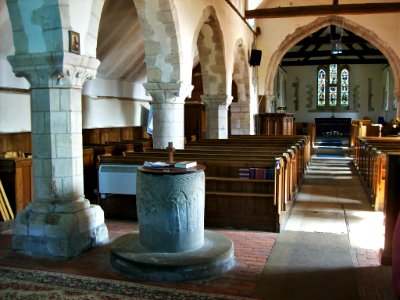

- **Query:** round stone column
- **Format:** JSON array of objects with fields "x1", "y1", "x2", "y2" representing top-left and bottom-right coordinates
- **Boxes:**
[
  {"x1": 201, "y1": 94, "x2": 233, "y2": 139},
  {"x1": 144, "y1": 82, "x2": 193, "y2": 149}
]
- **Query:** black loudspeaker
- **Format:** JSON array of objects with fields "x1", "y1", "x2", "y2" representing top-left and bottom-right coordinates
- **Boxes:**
[{"x1": 249, "y1": 49, "x2": 262, "y2": 66}]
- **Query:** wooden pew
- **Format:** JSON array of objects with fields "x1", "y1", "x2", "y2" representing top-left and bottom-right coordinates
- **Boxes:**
[
  {"x1": 99, "y1": 152, "x2": 287, "y2": 232},
  {"x1": 140, "y1": 147, "x2": 296, "y2": 206},
  {"x1": 350, "y1": 137, "x2": 400, "y2": 266},
  {"x1": 185, "y1": 136, "x2": 310, "y2": 196},
  {"x1": 97, "y1": 136, "x2": 308, "y2": 232},
  {"x1": 143, "y1": 145, "x2": 299, "y2": 203},
  {"x1": 354, "y1": 137, "x2": 400, "y2": 211},
  {"x1": 381, "y1": 152, "x2": 400, "y2": 265}
]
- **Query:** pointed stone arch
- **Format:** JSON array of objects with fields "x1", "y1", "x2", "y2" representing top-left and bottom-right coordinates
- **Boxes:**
[
  {"x1": 84, "y1": 0, "x2": 106, "y2": 57},
  {"x1": 263, "y1": 16, "x2": 400, "y2": 112},
  {"x1": 233, "y1": 39, "x2": 250, "y2": 103},
  {"x1": 6, "y1": 0, "x2": 63, "y2": 54},
  {"x1": 133, "y1": 0, "x2": 183, "y2": 83},
  {"x1": 192, "y1": 6, "x2": 231, "y2": 139},
  {"x1": 194, "y1": 6, "x2": 227, "y2": 95},
  {"x1": 231, "y1": 39, "x2": 252, "y2": 134}
]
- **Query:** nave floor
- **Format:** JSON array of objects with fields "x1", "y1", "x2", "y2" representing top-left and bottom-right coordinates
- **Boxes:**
[
  {"x1": 253, "y1": 145, "x2": 396, "y2": 300},
  {"x1": 0, "y1": 144, "x2": 397, "y2": 299}
]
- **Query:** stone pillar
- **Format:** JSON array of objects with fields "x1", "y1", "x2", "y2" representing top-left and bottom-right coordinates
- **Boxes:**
[
  {"x1": 395, "y1": 89, "x2": 400, "y2": 119},
  {"x1": 144, "y1": 82, "x2": 193, "y2": 149},
  {"x1": 230, "y1": 102, "x2": 251, "y2": 135},
  {"x1": 8, "y1": 52, "x2": 108, "y2": 258},
  {"x1": 201, "y1": 95, "x2": 233, "y2": 139}
]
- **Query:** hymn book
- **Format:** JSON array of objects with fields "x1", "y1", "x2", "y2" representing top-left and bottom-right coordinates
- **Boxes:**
[{"x1": 174, "y1": 161, "x2": 197, "y2": 169}]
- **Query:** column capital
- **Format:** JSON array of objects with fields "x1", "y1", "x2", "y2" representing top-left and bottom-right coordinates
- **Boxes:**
[
  {"x1": 143, "y1": 82, "x2": 193, "y2": 104},
  {"x1": 201, "y1": 94, "x2": 233, "y2": 109},
  {"x1": 7, "y1": 51, "x2": 100, "y2": 89}
]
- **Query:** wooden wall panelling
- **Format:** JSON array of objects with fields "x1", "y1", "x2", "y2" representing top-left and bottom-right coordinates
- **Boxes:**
[
  {"x1": 0, "y1": 132, "x2": 31, "y2": 154},
  {"x1": 0, "y1": 158, "x2": 33, "y2": 214}
]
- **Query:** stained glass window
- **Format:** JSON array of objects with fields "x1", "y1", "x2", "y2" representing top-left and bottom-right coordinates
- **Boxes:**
[
  {"x1": 340, "y1": 69, "x2": 349, "y2": 106},
  {"x1": 317, "y1": 69, "x2": 326, "y2": 107},
  {"x1": 329, "y1": 64, "x2": 337, "y2": 85},
  {"x1": 317, "y1": 64, "x2": 349, "y2": 110},
  {"x1": 329, "y1": 86, "x2": 337, "y2": 106}
]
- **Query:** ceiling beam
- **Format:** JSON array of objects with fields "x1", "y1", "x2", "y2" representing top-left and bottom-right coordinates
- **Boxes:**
[
  {"x1": 283, "y1": 49, "x2": 384, "y2": 59},
  {"x1": 296, "y1": 35, "x2": 374, "y2": 46},
  {"x1": 281, "y1": 58, "x2": 388, "y2": 67},
  {"x1": 245, "y1": 3, "x2": 400, "y2": 19}
]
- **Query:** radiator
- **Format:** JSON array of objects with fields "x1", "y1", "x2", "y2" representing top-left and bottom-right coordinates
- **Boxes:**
[{"x1": 98, "y1": 164, "x2": 140, "y2": 198}]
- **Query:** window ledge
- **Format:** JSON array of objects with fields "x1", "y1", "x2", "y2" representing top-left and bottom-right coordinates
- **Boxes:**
[{"x1": 307, "y1": 109, "x2": 358, "y2": 113}]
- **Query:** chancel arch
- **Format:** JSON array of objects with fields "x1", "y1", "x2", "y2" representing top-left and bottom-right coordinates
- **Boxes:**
[{"x1": 263, "y1": 16, "x2": 400, "y2": 117}]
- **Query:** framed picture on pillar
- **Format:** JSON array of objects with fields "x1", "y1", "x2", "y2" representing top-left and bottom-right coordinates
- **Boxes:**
[{"x1": 69, "y1": 31, "x2": 80, "y2": 54}]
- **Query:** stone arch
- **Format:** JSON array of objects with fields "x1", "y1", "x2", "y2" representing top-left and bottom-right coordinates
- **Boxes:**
[
  {"x1": 7, "y1": 0, "x2": 104, "y2": 58},
  {"x1": 133, "y1": 0, "x2": 182, "y2": 83},
  {"x1": 230, "y1": 39, "x2": 252, "y2": 135},
  {"x1": 263, "y1": 16, "x2": 400, "y2": 108},
  {"x1": 84, "y1": 0, "x2": 106, "y2": 58},
  {"x1": 6, "y1": 0, "x2": 63, "y2": 54},
  {"x1": 232, "y1": 39, "x2": 250, "y2": 102},
  {"x1": 193, "y1": 6, "x2": 227, "y2": 95}
]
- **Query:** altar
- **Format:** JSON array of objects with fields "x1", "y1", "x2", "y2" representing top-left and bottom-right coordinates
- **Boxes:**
[{"x1": 315, "y1": 118, "x2": 351, "y2": 138}]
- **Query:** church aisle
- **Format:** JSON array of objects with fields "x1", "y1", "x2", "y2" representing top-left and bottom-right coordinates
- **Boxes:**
[{"x1": 254, "y1": 152, "x2": 396, "y2": 300}]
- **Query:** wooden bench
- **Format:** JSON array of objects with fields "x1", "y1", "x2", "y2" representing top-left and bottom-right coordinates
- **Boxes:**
[
  {"x1": 353, "y1": 137, "x2": 400, "y2": 266},
  {"x1": 381, "y1": 153, "x2": 400, "y2": 265},
  {"x1": 354, "y1": 137, "x2": 400, "y2": 210},
  {"x1": 143, "y1": 145, "x2": 298, "y2": 203},
  {"x1": 82, "y1": 126, "x2": 150, "y2": 145},
  {"x1": 99, "y1": 153, "x2": 286, "y2": 231},
  {"x1": 185, "y1": 136, "x2": 310, "y2": 196},
  {"x1": 97, "y1": 136, "x2": 309, "y2": 232}
]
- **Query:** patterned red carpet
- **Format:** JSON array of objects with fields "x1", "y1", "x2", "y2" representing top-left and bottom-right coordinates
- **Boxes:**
[
  {"x1": 0, "y1": 265, "x2": 256, "y2": 300},
  {"x1": 0, "y1": 221, "x2": 277, "y2": 299}
]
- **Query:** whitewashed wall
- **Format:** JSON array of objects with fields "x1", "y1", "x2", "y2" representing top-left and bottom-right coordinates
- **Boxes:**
[
  {"x1": 282, "y1": 64, "x2": 396, "y2": 123},
  {"x1": 1, "y1": 0, "x2": 256, "y2": 133}
]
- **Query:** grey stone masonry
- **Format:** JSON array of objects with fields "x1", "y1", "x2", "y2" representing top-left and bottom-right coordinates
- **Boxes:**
[
  {"x1": 395, "y1": 89, "x2": 400, "y2": 119},
  {"x1": 201, "y1": 94, "x2": 233, "y2": 139},
  {"x1": 230, "y1": 102, "x2": 251, "y2": 135},
  {"x1": 8, "y1": 52, "x2": 108, "y2": 258},
  {"x1": 144, "y1": 82, "x2": 193, "y2": 149}
]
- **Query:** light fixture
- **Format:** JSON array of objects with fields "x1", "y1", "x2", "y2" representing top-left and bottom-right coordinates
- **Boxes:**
[
  {"x1": 330, "y1": 22, "x2": 344, "y2": 55},
  {"x1": 331, "y1": 39, "x2": 342, "y2": 55}
]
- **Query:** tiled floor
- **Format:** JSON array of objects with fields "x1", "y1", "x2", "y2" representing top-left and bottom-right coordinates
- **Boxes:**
[{"x1": 0, "y1": 144, "x2": 397, "y2": 299}]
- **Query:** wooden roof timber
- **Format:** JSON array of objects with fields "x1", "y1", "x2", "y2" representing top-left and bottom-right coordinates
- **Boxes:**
[
  {"x1": 245, "y1": 3, "x2": 400, "y2": 19},
  {"x1": 281, "y1": 58, "x2": 388, "y2": 66}
]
